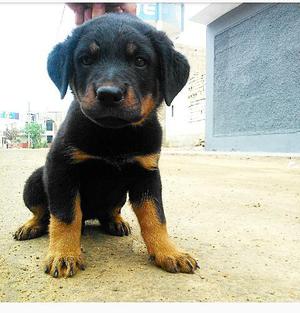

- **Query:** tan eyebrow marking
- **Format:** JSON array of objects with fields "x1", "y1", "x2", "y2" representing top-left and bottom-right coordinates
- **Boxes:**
[
  {"x1": 89, "y1": 42, "x2": 100, "y2": 54},
  {"x1": 127, "y1": 42, "x2": 137, "y2": 55}
]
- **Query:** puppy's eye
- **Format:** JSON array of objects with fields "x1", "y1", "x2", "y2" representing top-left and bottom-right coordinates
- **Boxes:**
[
  {"x1": 80, "y1": 55, "x2": 94, "y2": 66},
  {"x1": 135, "y1": 57, "x2": 147, "y2": 68}
]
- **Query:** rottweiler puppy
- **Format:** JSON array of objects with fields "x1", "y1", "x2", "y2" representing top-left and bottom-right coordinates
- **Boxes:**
[{"x1": 14, "y1": 13, "x2": 199, "y2": 278}]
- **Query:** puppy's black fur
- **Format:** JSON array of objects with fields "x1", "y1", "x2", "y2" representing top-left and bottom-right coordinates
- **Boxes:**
[{"x1": 14, "y1": 14, "x2": 198, "y2": 277}]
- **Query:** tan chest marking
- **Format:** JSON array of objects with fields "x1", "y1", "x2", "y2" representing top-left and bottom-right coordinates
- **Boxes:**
[
  {"x1": 134, "y1": 153, "x2": 160, "y2": 171},
  {"x1": 70, "y1": 148, "x2": 98, "y2": 163}
]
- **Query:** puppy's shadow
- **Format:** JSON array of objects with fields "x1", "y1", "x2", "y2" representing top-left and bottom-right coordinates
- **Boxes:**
[
  {"x1": 80, "y1": 219, "x2": 142, "y2": 265},
  {"x1": 82, "y1": 219, "x2": 130, "y2": 244}
]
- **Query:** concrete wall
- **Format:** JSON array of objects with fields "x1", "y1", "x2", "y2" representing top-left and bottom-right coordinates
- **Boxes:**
[{"x1": 206, "y1": 3, "x2": 300, "y2": 152}]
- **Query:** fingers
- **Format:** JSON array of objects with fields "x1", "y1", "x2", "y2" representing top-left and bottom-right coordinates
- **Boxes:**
[
  {"x1": 66, "y1": 3, "x2": 92, "y2": 25},
  {"x1": 66, "y1": 3, "x2": 82, "y2": 12},
  {"x1": 84, "y1": 6, "x2": 92, "y2": 22},
  {"x1": 120, "y1": 3, "x2": 137, "y2": 15},
  {"x1": 91, "y1": 3, "x2": 106, "y2": 19},
  {"x1": 67, "y1": 3, "x2": 137, "y2": 26},
  {"x1": 67, "y1": 3, "x2": 85, "y2": 26},
  {"x1": 109, "y1": 4, "x2": 137, "y2": 14}
]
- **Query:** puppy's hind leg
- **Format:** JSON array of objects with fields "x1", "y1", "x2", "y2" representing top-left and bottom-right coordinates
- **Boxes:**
[
  {"x1": 100, "y1": 207, "x2": 131, "y2": 237},
  {"x1": 14, "y1": 166, "x2": 49, "y2": 240},
  {"x1": 99, "y1": 193, "x2": 131, "y2": 237}
]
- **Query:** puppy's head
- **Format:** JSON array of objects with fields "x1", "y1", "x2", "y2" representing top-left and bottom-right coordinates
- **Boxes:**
[{"x1": 48, "y1": 14, "x2": 189, "y2": 128}]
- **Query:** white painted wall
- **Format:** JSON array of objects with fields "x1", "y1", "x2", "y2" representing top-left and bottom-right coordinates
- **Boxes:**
[{"x1": 163, "y1": 4, "x2": 206, "y2": 147}]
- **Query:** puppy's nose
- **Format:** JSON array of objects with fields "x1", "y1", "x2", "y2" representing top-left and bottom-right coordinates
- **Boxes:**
[{"x1": 96, "y1": 86, "x2": 124, "y2": 105}]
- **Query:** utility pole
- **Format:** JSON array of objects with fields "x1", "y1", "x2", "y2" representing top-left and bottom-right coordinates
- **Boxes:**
[{"x1": 27, "y1": 101, "x2": 31, "y2": 148}]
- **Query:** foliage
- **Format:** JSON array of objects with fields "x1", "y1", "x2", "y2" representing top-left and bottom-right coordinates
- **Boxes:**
[
  {"x1": 3, "y1": 126, "x2": 19, "y2": 142},
  {"x1": 24, "y1": 122, "x2": 45, "y2": 149}
]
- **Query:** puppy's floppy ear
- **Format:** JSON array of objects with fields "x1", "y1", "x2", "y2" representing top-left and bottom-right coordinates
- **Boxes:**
[
  {"x1": 47, "y1": 31, "x2": 80, "y2": 99},
  {"x1": 150, "y1": 31, "x2": 190, "y2": 106}
]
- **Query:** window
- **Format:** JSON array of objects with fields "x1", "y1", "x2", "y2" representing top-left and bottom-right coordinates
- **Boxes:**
[
  {"x1": 47, "y1": 135, "x2": 53, "y2": 143},
  {"x1": 46, "y1": 120, "x2": 53, "y2": 131}
]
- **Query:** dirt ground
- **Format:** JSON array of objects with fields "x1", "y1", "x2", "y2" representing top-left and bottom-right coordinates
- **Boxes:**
[{"x1": 0, "y1": 148, "x2": 299, "y2": 302}]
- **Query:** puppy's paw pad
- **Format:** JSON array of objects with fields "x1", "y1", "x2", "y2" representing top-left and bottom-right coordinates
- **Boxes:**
[
  {"x1": 44, "y1": 254, "x2": 85, "y2": 278},
  {"x1": 151, "y1": 252, "x2": 199, "y2": 274}
]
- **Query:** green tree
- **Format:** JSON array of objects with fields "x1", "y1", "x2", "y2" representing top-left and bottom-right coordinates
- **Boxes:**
[
  {"x1": 3, "y1": 126, "x2": 19, "y2": 143},
  {"x1": 24, "y1": 122, "x2": 45, "y2": 148}
]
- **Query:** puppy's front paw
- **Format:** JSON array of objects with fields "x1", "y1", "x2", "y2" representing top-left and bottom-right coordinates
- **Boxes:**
[
  {"x1": 44, "y1": 253, "x2": 85, "y2": 278},
  {"x1": 150, "y1": 251, "x2": 199, "y2": 274}
]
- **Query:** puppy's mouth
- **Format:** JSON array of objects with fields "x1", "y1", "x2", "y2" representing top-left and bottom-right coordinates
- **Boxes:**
[
  {"x1": 94, "y1": 116, "x2": 134, "y2": 128},
  {"x1": 80, "y1": 106, "x2": 142, "y2": 128}
]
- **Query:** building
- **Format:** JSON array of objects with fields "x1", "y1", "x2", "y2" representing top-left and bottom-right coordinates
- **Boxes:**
[
  {"x1": 137, "y1": 3, "x2": 207, "y2": 147},
  {"x1": 137, "y1": 3, "x2": 184, "y2": 36},
  {"x1": 164, "y1": 44, "x2": 206, "y2": 147},
  {"x1": 35, "y1": 111, "x2": 64, "y2": 144},
  {"x1": 0, "y1": 111, "x2": 26, "y2": 147},
  {"x1": 0, "y1": 109, "x2": 64, "y2": 148},
  {"x1": 192, "y1": 3, "x2": 300, "y2": 153}
]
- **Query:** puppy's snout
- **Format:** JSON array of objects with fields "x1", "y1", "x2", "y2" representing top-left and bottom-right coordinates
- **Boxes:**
[{"x1": 96, "y1": 86, "x2": 124, "y2": 105}]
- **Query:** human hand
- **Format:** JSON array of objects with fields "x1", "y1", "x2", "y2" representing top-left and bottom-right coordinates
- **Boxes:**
[{"x1": 67, "y1": 3, "x2": 137, "y2": 25}]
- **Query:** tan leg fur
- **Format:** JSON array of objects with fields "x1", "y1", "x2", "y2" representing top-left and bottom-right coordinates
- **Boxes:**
[
  {"x1": 44, "y1": 194, "x2": 85, "y2": 278},
  {"x1": 132, "y1": 199, "x2": 199, "y2": 273}
]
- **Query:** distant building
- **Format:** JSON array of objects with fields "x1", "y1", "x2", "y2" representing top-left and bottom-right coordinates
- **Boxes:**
[
  {"x1": 138, "y1": 3, "x2": 207, "y2": 147},
  {"x1": 0, "y1": 109, "x2": 64, "y2": 148},
  {"x1": 137, "y1": 3, "x2": 184, "y2": 35},
  {"x1": 0, "y1": 111, "x2": 26, "y2": 148},
  {"x1": 164, "y1": 45, "x2": 206, "y2": 147},
  {"x1": 36, "y1": 111, "x2": 64, "y2": 144}
]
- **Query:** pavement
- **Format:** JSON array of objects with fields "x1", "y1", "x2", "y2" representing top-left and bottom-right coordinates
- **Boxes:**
[{"x1": 0, "y1": 148, "x2": 300, "y2": 302}]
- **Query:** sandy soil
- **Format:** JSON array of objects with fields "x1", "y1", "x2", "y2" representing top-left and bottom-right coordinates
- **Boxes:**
[{"x1": 0, "y1": 148, "x2": 299, "y2": 302}]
